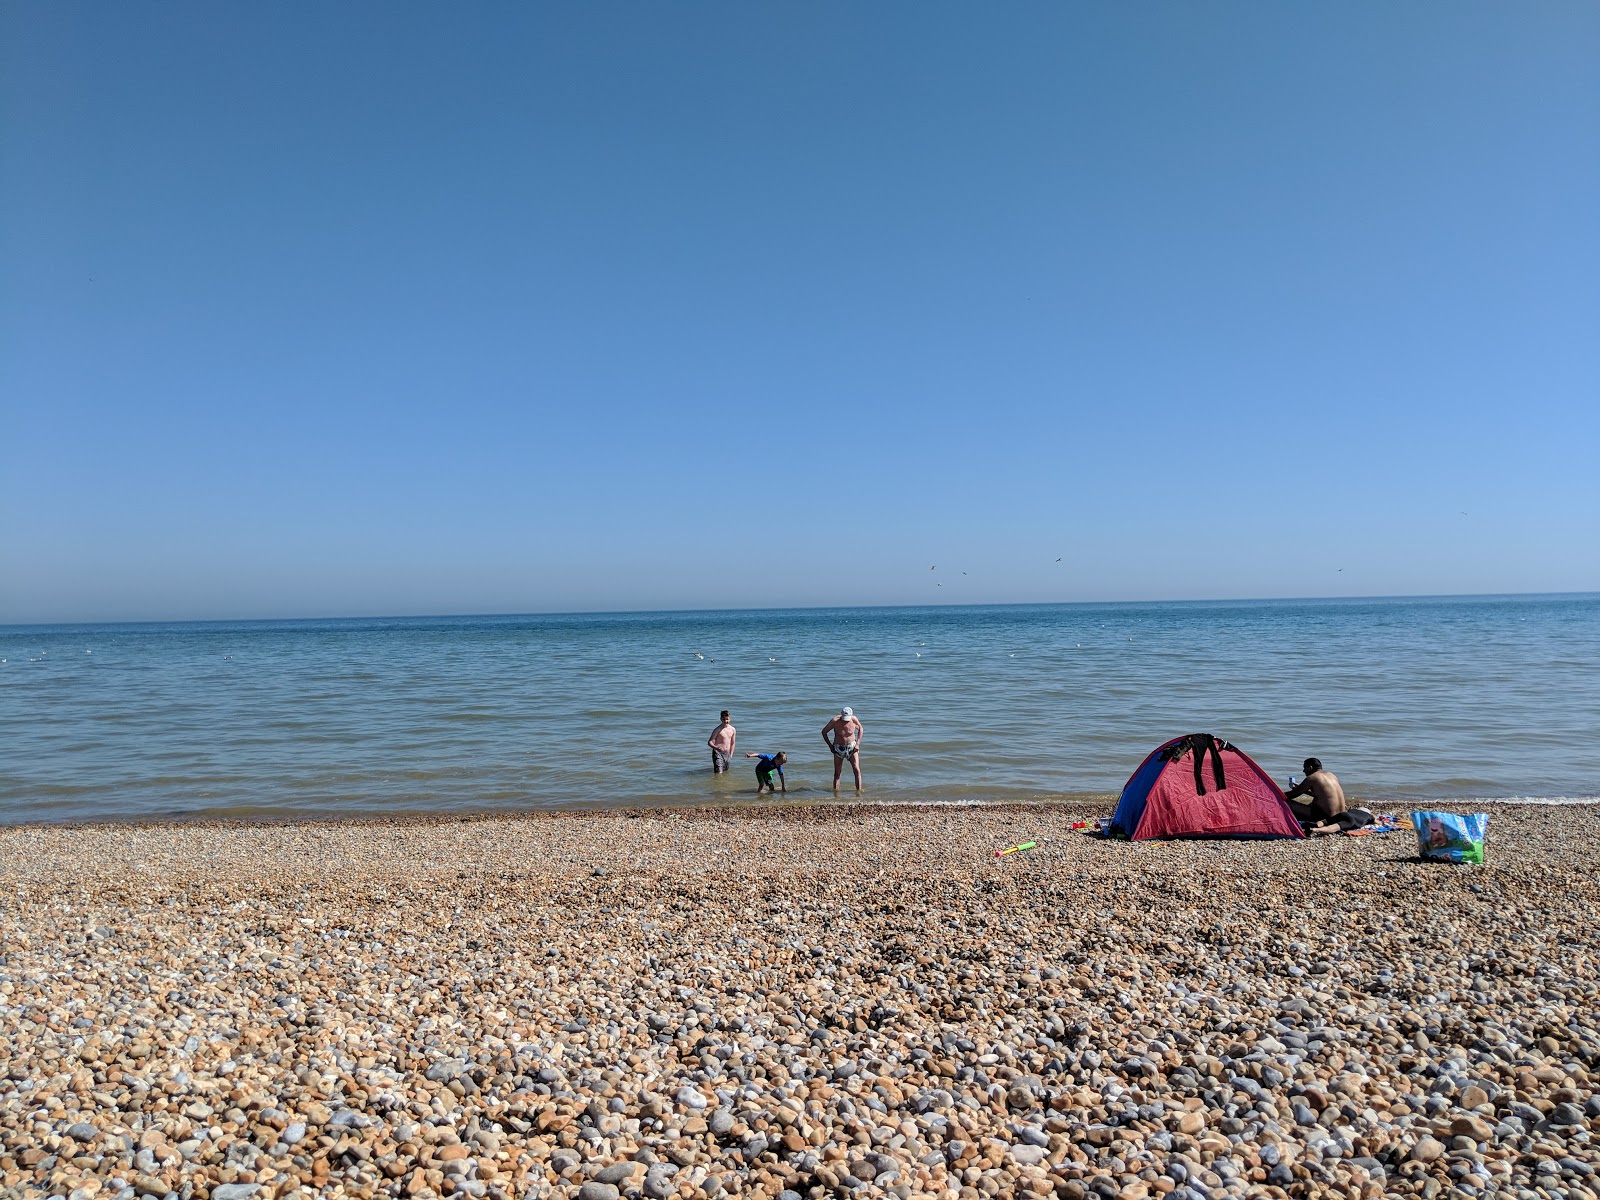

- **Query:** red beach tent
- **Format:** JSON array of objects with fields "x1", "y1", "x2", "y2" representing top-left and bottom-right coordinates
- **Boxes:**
[{"x1": 1110, "y1": 733, "x2": 1304, "y2": 840}]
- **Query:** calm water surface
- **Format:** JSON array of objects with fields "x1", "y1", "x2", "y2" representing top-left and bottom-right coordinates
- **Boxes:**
[{"x1": 1, "y1": 595, "x2": 1596, "y2": 824}]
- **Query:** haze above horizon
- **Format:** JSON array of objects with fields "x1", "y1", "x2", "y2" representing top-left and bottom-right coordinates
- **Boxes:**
[{"x1": 4, "y1": 3, "x2": 1597, "y2": 625}]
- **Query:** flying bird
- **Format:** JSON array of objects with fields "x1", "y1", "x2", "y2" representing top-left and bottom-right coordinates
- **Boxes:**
[
  {"x1": 1056, "y1": 557, "x2": 1062, "y2": 562},
  {"x1": 693, "y1": 652, "x2": 704, "y2": 659}
]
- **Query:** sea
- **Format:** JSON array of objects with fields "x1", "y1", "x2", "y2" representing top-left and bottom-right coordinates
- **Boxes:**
[{"x1": 1, "y1": 594, "x2": 1596, "y2": 826}]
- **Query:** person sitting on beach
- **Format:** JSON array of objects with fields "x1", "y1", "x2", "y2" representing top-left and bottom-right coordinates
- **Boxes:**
[
  {"x1": 822, "y1": 707, "x2": 863, "y2": 792},
  {"x1": 1283, "y1": 757, "x2": 1348, "y2": 826},
  {"x1": 745, "y1": 751, "x2": 787, "y2": 794},
  {"x1": 708, "y1": 710, "x2": 736, "y2": 774}
]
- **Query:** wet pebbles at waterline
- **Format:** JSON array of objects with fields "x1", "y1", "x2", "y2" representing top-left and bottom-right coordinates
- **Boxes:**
[{"x1": 1, "y1": 802, "x2": 1597, "y2": 1200}]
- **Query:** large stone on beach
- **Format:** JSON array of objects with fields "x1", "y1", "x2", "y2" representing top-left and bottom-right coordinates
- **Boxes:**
[
  {"x1": 1409, "y1": 1136, "x2": 1446, "y2": 1163},
  {"x1": 578, "y1": 1185, "x2": 620, "y2": 1200},
  {"x1": 424, "y1": 1059, "x2": 466, "y2": 1082},
  {"x1": 1451, "y1": 1115, "x2": 1494, "y2": 1141}
]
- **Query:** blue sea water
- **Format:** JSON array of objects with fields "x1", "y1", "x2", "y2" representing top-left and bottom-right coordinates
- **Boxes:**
[{"x1": 1, "y1": 595, "x2": 1596, "y2": 825}]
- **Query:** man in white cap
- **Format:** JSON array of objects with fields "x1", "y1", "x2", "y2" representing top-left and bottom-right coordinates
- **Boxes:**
[{"x1": 822, "y1": 706, "x2": 864, "y2": 792}]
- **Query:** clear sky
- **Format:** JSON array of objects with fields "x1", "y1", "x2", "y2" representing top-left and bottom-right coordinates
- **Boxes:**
[{"x1": 3, "y1": 3, "x2": 1597, "y2": 623}]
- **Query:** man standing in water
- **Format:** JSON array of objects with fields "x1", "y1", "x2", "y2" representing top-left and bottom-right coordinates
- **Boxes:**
[
  {"x1": 1283, "y1": 757, "x2": 1347, "y2": 824},
  {"x1": 822, "y1": 706, "x2": 864, "y2": 792},
  {"x1": 707, "y1": 710, "x2": 736, "y2": 774}
]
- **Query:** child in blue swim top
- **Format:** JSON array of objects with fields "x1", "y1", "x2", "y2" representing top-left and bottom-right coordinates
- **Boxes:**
[{"x1": 744, "y1": 751, "x2": 787, "y2": 795}]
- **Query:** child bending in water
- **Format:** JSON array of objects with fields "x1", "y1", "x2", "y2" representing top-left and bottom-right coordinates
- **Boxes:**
[{"x1": 744, "y1": 751, "x2": 787, "y2": 795}]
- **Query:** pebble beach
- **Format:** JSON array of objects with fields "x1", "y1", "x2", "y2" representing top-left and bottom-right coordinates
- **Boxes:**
[{"x1": 2, "y1": 803, "x2": 1597, "y2": 1200}]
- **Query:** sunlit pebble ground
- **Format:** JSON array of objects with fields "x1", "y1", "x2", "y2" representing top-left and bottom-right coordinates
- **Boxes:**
[{"x1": 2, "y1": 804, "x2": 1598, "y2": 1200}]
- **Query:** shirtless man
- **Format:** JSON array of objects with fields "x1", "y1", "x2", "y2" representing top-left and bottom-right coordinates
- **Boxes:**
[
  {"x1": 707, "y1": 710, "x2": 736, "y2": 774},
  {"x1": 1283, "y1": 757, "x2": 1347, "y2": 824},
  {"x1": 822, "y1": 707, "x2": 864, "y2": 792}
]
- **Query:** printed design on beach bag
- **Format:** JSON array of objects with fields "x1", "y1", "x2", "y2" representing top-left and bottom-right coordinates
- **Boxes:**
[{"x1": 1411, "y1": 811, "x2": 1488, "y2": 864}]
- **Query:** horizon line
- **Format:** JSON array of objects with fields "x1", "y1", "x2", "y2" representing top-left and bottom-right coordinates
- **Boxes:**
[{"x1": 2, "y1": 589, "x2": 1595, "y2": 631}]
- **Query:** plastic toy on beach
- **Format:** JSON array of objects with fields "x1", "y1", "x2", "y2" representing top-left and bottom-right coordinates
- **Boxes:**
[{"x1": 994, "y1": 841, "x2": 1037, "y2": 859}]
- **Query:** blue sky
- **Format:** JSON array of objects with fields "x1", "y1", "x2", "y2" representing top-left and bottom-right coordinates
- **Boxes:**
[{"x1": 3, "y1": 3, "x2": 1597, "y2": 622}]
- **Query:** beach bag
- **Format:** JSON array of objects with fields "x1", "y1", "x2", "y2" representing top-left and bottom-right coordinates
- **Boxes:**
[{"x1": 1411, "y1": 811, "x2": 1488, "y2": 864}]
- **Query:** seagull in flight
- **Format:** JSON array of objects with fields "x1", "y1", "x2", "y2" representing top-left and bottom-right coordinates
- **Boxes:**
[
  {"x1": 1055, "y1": 557, "x2": 1062, "y2": 562},
  {"x1": 693, "y1": 652, "x2": 704, "y2": 659}
]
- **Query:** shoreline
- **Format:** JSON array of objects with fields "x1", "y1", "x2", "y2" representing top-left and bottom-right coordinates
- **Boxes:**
[
  {"x1": 2, "y1": 805, "x2": 1597, "y2": 1200},
  {"x1": 3, "y1": 792, "x2": 1597, "y2": 835}
]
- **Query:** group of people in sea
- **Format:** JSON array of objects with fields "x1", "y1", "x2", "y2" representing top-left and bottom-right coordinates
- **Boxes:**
[
  {"x1": 706, "y1": 707, "x2": 863, "y2": 794},
  {"x1": 706, "y1": 708, "x2": 1363, "y2": 833}
]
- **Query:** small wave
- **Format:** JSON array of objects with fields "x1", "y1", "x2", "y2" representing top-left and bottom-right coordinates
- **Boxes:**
[{"x1": 1435, "y1": 795, "x2": 1600, "y2": 806}]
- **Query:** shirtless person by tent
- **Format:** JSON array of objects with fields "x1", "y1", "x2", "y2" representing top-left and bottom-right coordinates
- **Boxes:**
[{"x1": 1283, "y1": 757, "x2": 1367, "y2": 832}]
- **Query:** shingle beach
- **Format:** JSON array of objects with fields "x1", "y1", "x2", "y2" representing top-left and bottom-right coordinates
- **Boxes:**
[{"x1": 2, "y1": 803, "x2": 1597, "y2": 1200}]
